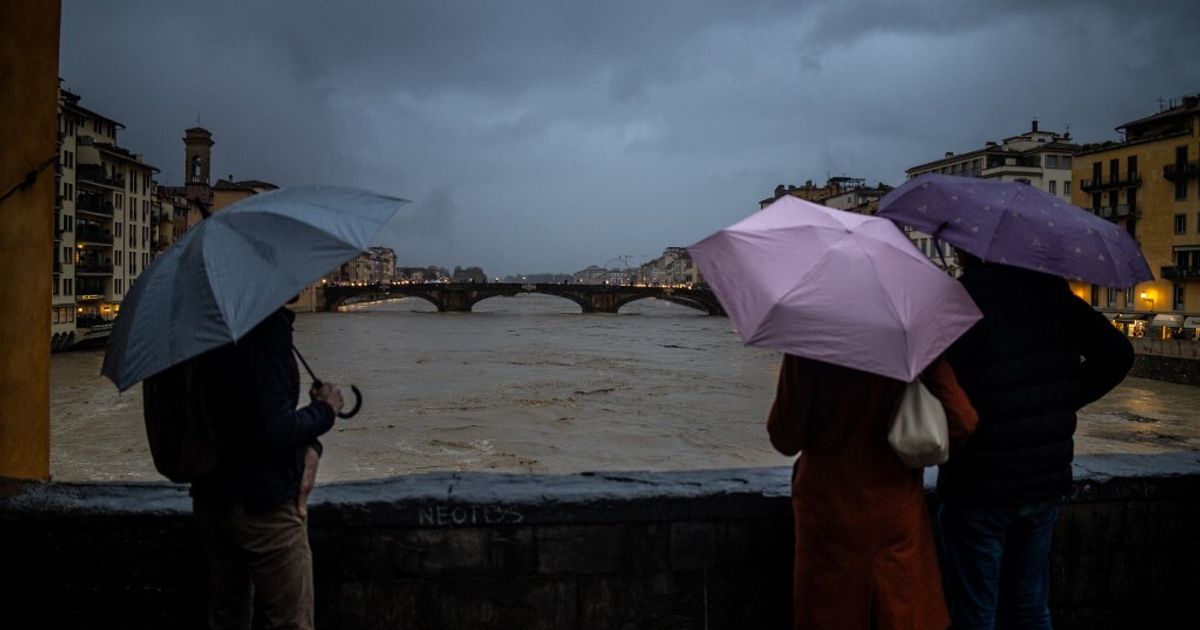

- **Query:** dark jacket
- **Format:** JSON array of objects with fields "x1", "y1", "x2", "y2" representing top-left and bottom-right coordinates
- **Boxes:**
[
  {"x1": 191, "y1": 308, "x2": 335, "y2": 511},
  {"x1": 939, "y1": 263, "x2": 1134, "y2": 507}
]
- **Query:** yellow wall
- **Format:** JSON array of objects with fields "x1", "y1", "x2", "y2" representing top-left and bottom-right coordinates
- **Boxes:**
[
  {"x1": 1072, "y1": 120, "x2": 1200, "y2": 314},
  {"x1": 213, "y1": 188, "x2": 254, "y2": 212},
  {"x1": 0, "y1": 0, "x2": 61, "y2": 480}
]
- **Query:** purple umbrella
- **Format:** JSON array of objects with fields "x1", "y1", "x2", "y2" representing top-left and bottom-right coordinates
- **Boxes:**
[
  {"x1": 877, "y1": 174, "x2": 1152, "y2": 288},
  {"x1": 689, "y1": 196, "x2": 982, "y2": 382}
]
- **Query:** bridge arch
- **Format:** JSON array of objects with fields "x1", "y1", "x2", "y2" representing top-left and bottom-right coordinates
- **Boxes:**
[
  {"x1": 326, "y1": 288, "x2": 445, "y2": 312},
  {"x1": 613, "y1": 295, "x2": 711, "y2": 315},
  {"x1": 470, "y1": 291, "x2": 589, "y2": 314}
]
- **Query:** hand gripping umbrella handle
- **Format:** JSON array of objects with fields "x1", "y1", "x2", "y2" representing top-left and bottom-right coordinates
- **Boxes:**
[{"x1": 292, "y1": 346, "x2": 362, "y2": 419}]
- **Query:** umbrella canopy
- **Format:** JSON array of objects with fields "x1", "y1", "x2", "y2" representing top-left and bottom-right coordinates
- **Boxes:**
[
  {"x1": 877, "y1": 174, "x2": 1153, "y2": 288},
  {"x1": 102, "y1": 186, "x2": 409, "y2": 391},
  {"x1": 689, "y1": 196, "x2": 982, "y2": 382}
]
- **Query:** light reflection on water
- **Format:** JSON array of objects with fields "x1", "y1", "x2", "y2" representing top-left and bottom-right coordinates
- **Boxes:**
[{"x1": 49, "y1": 294, "x2": 1199, "y2": 482}]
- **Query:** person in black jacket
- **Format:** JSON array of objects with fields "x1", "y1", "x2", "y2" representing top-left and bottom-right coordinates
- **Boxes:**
[
  {"x1": 191, "y1": 307, "x2": 344, "y2": 630},
  {"x1": 938, "y1": 256, "x2": 1134, "y2": 630}
]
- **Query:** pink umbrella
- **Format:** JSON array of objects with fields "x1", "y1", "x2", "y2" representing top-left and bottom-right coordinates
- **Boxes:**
[{"x1": 688, "y1": 196, "x2": 982, "y2": 382}]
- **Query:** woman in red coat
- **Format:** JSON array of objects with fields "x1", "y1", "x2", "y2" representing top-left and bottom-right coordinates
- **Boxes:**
[{"x1": 767, "y1": 355, "x2": 977, "y2": 630}]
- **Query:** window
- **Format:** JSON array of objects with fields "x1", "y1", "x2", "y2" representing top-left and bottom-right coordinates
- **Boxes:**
[
  {"x1": 1127, "y1": 155, "x2": 1138, "y2": 182},
  {"x1": 116, "y1": 279, "x2": 123, "y2": 295},
  {"x1": 52, "y1": 278, "x2": 59, "y2": 296},
  {"x1": 1090, "y1": 285, "x2": 1100, "y2": 307},
  {"x1": 1061, "y1": 156, "x2": 1072, "y2": 169},
  {"x1": 1126, "y1": 287, "x2": 1134, "y2": 308},
  {"x1": 1092, "y1": 193, "x2": 1101, "y2": 212},
  {"x1": 1176, "y1": 146, "x2": 1189, "y2": 200},
  {"x1": 115, "y1": 194, "x2": 123, "y2": 209},
  {"x1": 1107, "y1": 287, "x2": 1117, "y2": 308},
  {"x1": 1064, "y1": 180, "x2": 1071, "y2": 196},
  {"x1": 1109, "y1": 158, "x2": 1119, "y2": 183},
  {"x1": 115, "y1": 250, "x2": 122, "y2": 266},
  {"x1": 1108, "y1": 191, "x2": 1119, "y2": 210},
  {"x1": 1048, "y1": 181, "x2": 1057, "y2": 195},
  {"x1": 1174, "y1": 283, "x2": 1185, "y2": 311},
  {"x1": 1046, "y1": 155, "x2": 1059, "y2": 168},
  {"x1": 115, "y1": 223, "x2": 122, "y2": 238},
  {"x1": 1175, "y1": 214, "x2": 1187, "y2": 235},
  {"x1": 64, "y1": 278, "x2": 72, "y2": 295}
]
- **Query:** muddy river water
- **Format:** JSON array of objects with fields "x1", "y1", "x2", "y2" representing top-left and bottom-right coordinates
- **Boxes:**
[{"x1": 50, "y1": 295, "x2": 1200, "y2": 482}]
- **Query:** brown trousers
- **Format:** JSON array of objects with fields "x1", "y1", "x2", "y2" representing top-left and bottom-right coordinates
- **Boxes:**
[{"x1": 193, "y1": 498, "x2": 314, "y2": 630}]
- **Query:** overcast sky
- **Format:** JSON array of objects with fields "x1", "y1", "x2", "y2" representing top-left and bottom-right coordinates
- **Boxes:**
[{"x1": 60, "y1": 0, "x2": 1199, "y2": 277}]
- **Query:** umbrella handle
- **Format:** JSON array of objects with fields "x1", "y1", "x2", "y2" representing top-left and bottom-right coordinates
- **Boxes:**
[
  {"x1": 294, "y1": 345, "x2": 361, "y2": 419},
  {"x1": 311, "y1": 379, "x2": 362, "y2": 419},
  {"x1": 339, "y1": 384, "x2": 362, "y2": 419}
]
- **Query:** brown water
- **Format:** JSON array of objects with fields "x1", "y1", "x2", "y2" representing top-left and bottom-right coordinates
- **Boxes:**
[{"x1": 50, "y1": 295, "x2": 1200, "y2": 482}]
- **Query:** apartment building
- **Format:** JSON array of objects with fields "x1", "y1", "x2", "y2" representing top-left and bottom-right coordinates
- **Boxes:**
[
  {"x1": 906, "y1": 121, "x2": 1079, "y2": 201},
  {"x1": 1072, "y1": 95, "x2": 1200, "y2": 326},
  {"x1": 52, "y1": 88, "x2": 157, "y2": 349}
]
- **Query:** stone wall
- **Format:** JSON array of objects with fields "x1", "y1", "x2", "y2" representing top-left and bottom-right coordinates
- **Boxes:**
[
  {"x1": 1129, "y1": 353, "x2": 1200, "y2": 386},
  {"x1": 1, "y1": 453, "x2": 1197, "y2": 629}
]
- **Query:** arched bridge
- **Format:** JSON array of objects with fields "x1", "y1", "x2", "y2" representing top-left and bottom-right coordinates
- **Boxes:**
[{"x1": 323, "y1": 283, "x2": 726, "y2": 315}]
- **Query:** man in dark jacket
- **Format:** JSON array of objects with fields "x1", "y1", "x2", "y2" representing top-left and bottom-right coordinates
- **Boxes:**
[
  {"x1": 192, "y1": 307, "x2": 343, "y2": 630},
  {"x1": 939, "y1": 258, "x2": 1134, "y2": 630}
]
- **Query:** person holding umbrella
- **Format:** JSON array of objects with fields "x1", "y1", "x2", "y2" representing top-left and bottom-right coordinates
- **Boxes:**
[
  {"x1": 879, "y1": 175, "x2": 1140, "y2": 630},
  {"x1": 104, "y1": 187, "x2": 409, "y2": 629},
  {"x1": 690, "y1": 196, "x2": 982, "y2": 629},
  {"x1": 183, "y1": 302, "x2": 344, "y2": 629}
]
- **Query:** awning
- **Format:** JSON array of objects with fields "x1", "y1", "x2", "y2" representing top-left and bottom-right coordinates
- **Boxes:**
[
  {"x1": 1184, "y1": 317, "x2": 1200, "y2": 329},
  {"x1": 1102, "y1": 312, "x2": 1120, "y2": 321},
  {"x1": 1150, "y1": 314, "x2": 1184, "y2": 327},
  {"x1": 1114, "y1": 313, "x2": 1148, "y2": 323}
]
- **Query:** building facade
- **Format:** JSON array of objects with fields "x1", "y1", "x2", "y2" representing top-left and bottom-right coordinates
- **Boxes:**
[
  {"x1": 905, "y1": 121, "x2": 1079, "y2": 201},
  {"x1": 333, "y1": 247, "x2": 400, "y2": 285},
  {"x1": 758, "y1": 177, "x2": 889, "y2": 210},
  {"x1": 52, "y1": 88, "x2": 157, "y2": 348},
  {"x1": 1072, "y1": 95, "x2": 1200, "y2": 329}
]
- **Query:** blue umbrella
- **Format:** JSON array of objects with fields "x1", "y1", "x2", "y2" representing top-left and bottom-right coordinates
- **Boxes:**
[
  {"x1": 102, "y1": 186, "x2": 409, "y2": 393},
  {"x1": 877, "y1": 174, "x2": 1152, "y2": 288}
]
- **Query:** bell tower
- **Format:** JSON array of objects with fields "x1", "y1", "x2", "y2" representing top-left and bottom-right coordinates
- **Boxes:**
[{"x1": 183, "y1": 127, "x2": 213, "y2": 208}]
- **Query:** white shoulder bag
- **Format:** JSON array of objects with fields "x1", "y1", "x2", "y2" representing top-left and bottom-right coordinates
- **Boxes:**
[{"x1": 888, "y1": 379, "x2": 950, "y2": 468}]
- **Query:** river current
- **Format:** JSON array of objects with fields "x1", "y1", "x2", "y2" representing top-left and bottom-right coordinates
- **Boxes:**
[{"x1": 50, "y1": 295, "x2": 1200, "y2": 482}]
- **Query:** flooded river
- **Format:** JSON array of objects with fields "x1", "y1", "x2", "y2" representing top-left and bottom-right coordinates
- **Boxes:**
[{"x1": 50, "y1": 295, "x2": 1200, "y2": 482}]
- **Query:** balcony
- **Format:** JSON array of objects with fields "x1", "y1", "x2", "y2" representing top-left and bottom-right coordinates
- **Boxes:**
[
  {"x1": 1080, "y1": 175, "x2": 1142, "y2": 193},
  {"x1": 53, "y1": 260, "x2": 61, "y2": 274},
  {"x1": 1163, "y1": 161, "x2": 1199, "y2": 182},
  {"x1": 76, "y1": 200, "x2": 114, "y2": 217},
  {"x1": 1113, "y1": 203, "x2": 1140, "y2": 218},
  {"x1": 75, "y1": 229, "x2": 114, "y2": 246},
  {"x1": 76, "y1": 165, "x2": 123, "y2": 190},
  {"x1": 75, "y1": 262, "x2": 114, "y2": 275},
  {"x1": 1161, "y1": 266, "x2": 1200, "y2": 281}
]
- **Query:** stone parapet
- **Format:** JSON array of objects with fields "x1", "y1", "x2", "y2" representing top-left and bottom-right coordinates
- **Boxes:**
[{"x1": 1, "y1": 453, "x2": 1197, "y2": 629}]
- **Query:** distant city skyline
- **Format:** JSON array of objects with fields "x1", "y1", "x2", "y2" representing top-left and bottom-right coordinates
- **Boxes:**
[{"x1": 59, "y1": 0, "x2": 1199, "y2": 276}]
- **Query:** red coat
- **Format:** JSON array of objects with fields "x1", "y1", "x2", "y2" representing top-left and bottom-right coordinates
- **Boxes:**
[{"x1": 767, "y1": 355, "x2": 977, "y2": 630}]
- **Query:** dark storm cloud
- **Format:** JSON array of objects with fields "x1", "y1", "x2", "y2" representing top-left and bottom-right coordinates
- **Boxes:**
[{"x1": 60, "y1": 0, "x2": 1199, "y2": 276}]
